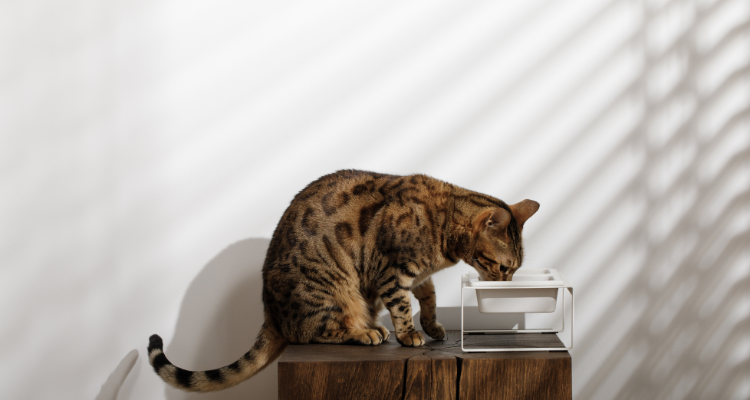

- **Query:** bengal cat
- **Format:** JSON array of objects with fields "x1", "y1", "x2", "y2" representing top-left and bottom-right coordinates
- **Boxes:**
[{"x1": 148, "y1": 169, "x2": 539, "y2": 392}]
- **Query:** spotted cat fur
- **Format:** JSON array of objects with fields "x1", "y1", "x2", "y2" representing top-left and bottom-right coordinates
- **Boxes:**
[{"x1": 148, "y1": 169, "x2": 539, "y2": 392}]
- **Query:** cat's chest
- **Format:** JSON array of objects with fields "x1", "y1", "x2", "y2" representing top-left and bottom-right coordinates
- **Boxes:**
[{"x1": 412, "y1": 256, "x2": 457, "y2": 287}]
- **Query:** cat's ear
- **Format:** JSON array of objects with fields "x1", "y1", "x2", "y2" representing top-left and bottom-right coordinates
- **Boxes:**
[
  {"x1": 509, "y1": 199, "x2": 539, "y2": 229},
  {"x1": 474, "y1": 208, "x2": 511, "y2": 236},
  {"x1": 486, "y1": 208, "x2": 511, "y2": 231}
]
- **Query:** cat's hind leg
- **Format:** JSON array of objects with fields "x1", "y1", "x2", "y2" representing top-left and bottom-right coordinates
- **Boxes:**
[
  {"x1": 313, "y1": 328, "x2": 386, "y2": 345},
  {"x1": 366, "y1": 290, "x2": 390, "y2": 341},
  {"x1": 280, "y1": 293, "x2": 387, "y2": 346},
  {"x1": 312, "y1": 286, "x2": 387, "y2": 345}
]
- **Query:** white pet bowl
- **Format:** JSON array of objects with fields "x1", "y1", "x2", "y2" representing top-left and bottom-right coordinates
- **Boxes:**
[{"x1": 471, "y1": 269, "x2": 563, "y2": 313}]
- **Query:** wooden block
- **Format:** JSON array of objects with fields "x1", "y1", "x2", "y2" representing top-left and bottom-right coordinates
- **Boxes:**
[
  {"x1": 404, "y1": 355, "x2": 431, "y2": 400},
  {"x1": 279, "y1": 337, "x2": 438, "y2": 400},
  {"x1": 430, "y1": 353, "x2": 457, "y2": 400},
  {"x1": 403, "y1": 353, "x2": 457, "y2": 400},
  {"x1": 278, "y1": 359, "x2": 406, "y2": 400},
  {"x1": 457, "y1": 352, "x2": 571, "y2": 400},
  {"x1": 279, "y1": 331, "x2": 570, "y2": 400}
]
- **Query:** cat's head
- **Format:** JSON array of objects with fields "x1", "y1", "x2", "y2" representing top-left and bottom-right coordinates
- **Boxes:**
[{"x1": 468, "y1": 200, "x2": 539, "y2": 281}]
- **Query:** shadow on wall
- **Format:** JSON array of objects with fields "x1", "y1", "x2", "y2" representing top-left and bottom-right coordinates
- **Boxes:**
[{"x1": 163, "y1": 238, "x2": 274, "y2": 400}]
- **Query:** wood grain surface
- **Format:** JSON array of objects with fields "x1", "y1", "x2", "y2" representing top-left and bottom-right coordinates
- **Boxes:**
[{"x1": 278, "y1": 331, "x2": 571, "y2": 400}]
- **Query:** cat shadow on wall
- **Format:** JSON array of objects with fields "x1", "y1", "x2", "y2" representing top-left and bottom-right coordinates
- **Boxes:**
[{"x1": 165, "y1": 238, "x2": 275, "y2": 400}]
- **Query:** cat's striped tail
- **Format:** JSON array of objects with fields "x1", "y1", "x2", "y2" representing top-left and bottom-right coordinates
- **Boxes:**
[{"x1": 147, "y1": 323, "x2": 287, "y2": 392}]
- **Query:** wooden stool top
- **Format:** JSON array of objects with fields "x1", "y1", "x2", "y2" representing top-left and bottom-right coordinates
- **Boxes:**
[{"x1": 279, "y1": 331, "x2": 571, "y2": 400}]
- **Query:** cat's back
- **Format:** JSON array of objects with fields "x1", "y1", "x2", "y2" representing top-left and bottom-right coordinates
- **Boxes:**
[
  {"x1": 285, "y1": 170, "x2": 399, "y2": 232},
  {"x1": 272, "y1": 169, "x2": 448, "y2": 244},
  {"x1": 292, "y1": 169, "x2": 394, "y2": 205},
  {"x1": 263, "y1": 169, "x2": 455, "y2": 293},
  {"x1": 288, "y1": 169, "x2": 447, "y2": 216}
]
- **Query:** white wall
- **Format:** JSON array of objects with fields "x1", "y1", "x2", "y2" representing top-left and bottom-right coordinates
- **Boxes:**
[{"x1": 2, "y1": 1, "x2": 749, "y2": 399}]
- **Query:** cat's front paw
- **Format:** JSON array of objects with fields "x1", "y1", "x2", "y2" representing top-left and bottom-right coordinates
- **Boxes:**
[
  {"x1": 423, "y1": 322, "x2": 446, "y2": 340},
  {"x1": 397, "y1": 331, "x2": 425, "y2": 347},
  {"x1": 346, "y1": 329, "x2": 386, "y2": 345},
  {"x1": 374, "y1": 326, "x2": 390, "y2": 342}
]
